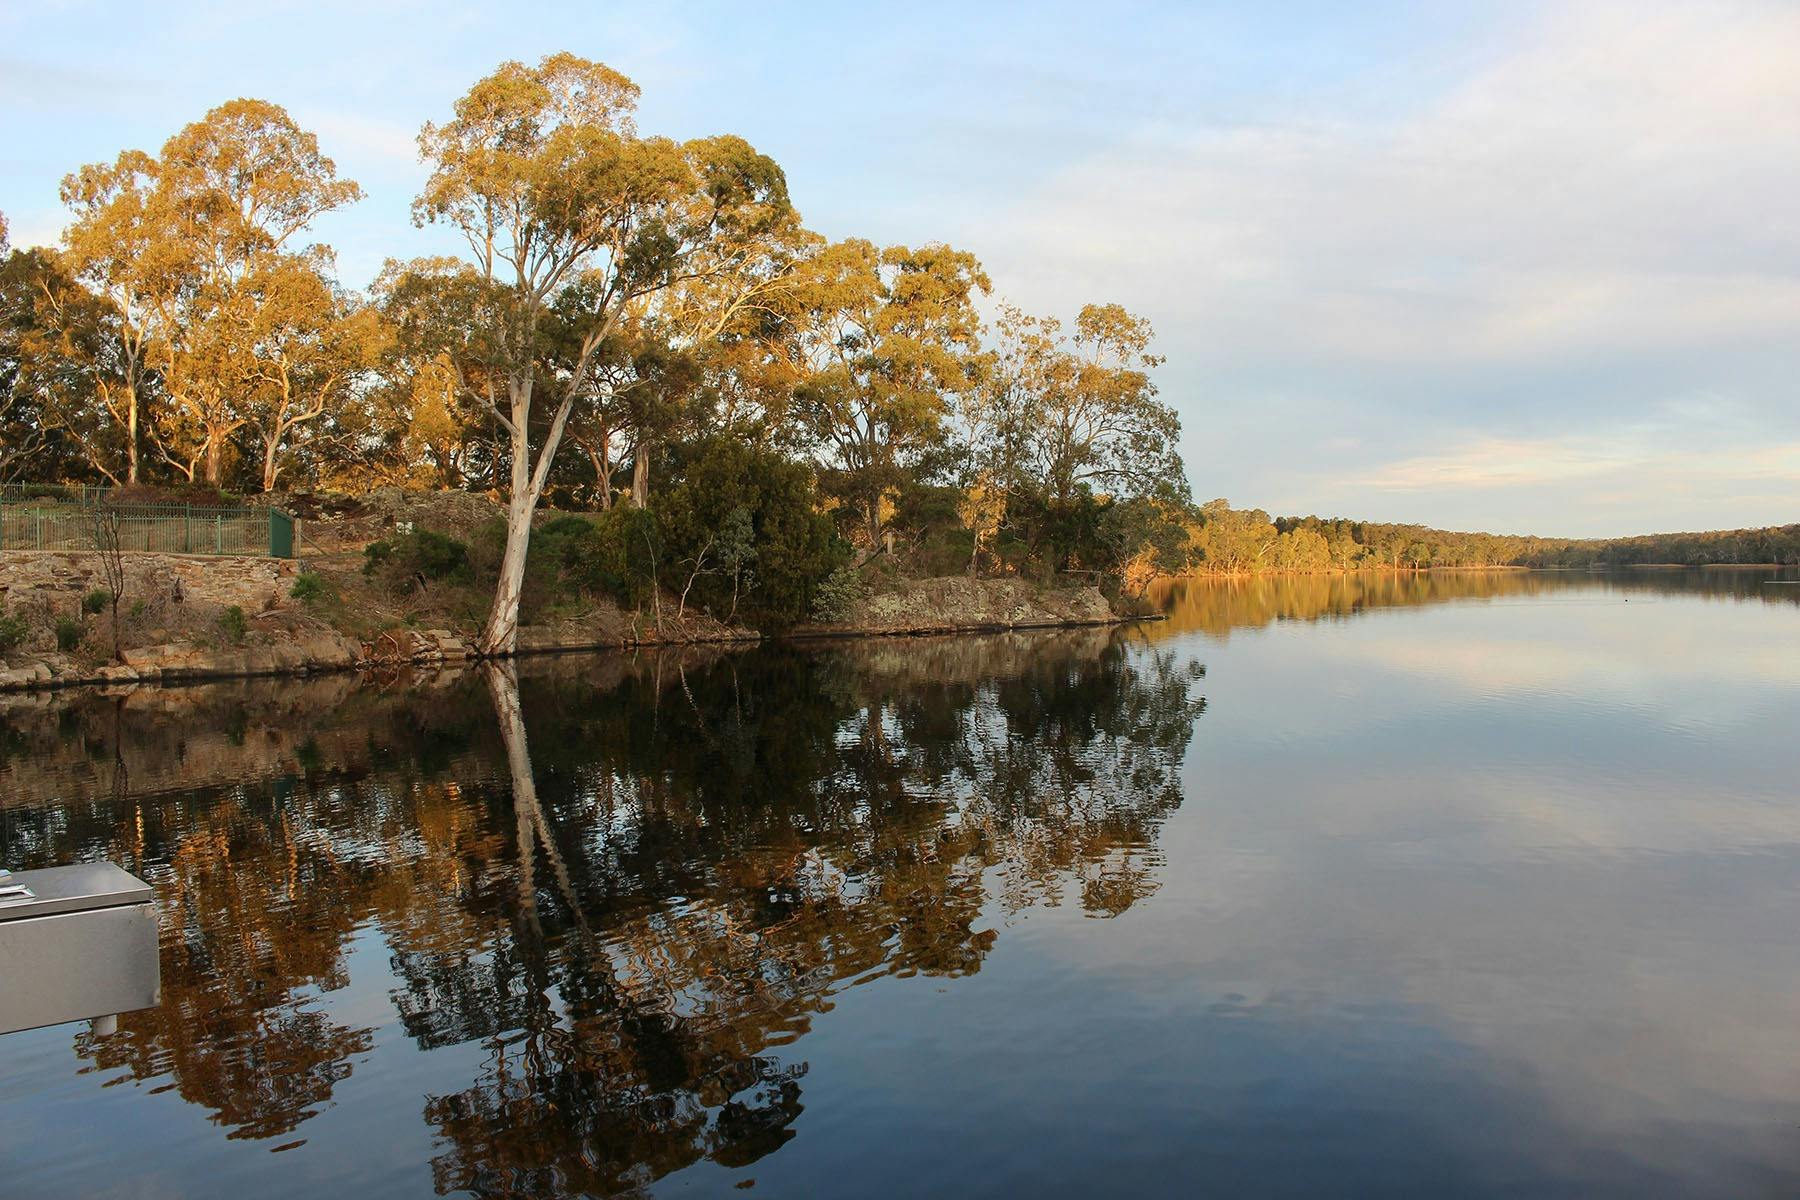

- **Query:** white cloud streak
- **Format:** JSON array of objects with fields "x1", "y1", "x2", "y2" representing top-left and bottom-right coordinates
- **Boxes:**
[{"x1": 958, "y1": 1, "x2": 1800, "y2": 530}]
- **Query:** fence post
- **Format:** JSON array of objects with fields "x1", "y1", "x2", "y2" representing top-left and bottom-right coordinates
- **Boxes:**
[{"x1": 214, "y1": 515, "x2": 222, "y2": 555}]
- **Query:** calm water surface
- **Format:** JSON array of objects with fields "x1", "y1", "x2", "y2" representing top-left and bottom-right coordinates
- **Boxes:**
[{"x1": 3, "y1": 569, "x2": 1798, "y2": 1197}]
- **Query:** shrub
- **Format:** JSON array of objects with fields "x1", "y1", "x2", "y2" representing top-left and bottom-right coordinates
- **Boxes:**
[
  {"x1": 532, "y1": 514, "x2": 613, "y2": 597},
  {"x1": 658, "y1": 436, "x2": 844, "y2": 625},
  {"x1": 363, "y1": 528, "x2": 471, "y2": 594},
  {"x1": 810, "y1": 565, "x2": 868, "y2": 623},
  {"x1": 0, "y1": 607, "x2": 28, "y2": 653},
  {"x1": 55, "y1": 617, "x2": 82, "y2": 652},
  {"x1": 113, "y1": 482, "x2": 234, "y2": 508},
  {"x1": 218, "y1": 605, "x2": 248, "y2": 644},
  {"x1": 290, "y1": 571, "x2": 332, "y2": 606},
  {"x1": 82, "y1": 589, "x2": 110, "y2": 616},
  {"x1": 891, "y1": 483, "x2": 975, "y2": 574}
]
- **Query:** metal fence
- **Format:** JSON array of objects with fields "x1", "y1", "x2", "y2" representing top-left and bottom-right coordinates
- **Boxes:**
[{"x1": 0, "y1": 488, "x2": 295, "y2": 558}]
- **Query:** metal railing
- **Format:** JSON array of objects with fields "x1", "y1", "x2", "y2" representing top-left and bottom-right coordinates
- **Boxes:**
[{"x1": 0, "y1": 486, "x2": 295, "y2": 558}]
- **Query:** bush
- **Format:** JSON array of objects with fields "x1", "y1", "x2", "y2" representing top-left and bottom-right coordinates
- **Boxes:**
[
  {"x1": 0, "y1": 607, "x2": 28, "y2": 653},
  {"x1": 363, "y1": 528, "x2": 472, "y2": 594},
  {"x1": 217, "y1": 605, "x2": 248, "y2": 644},
  {"x1": 55, "y1": 616, "x2": 82, "y2": 652},
  {"x1": 658, "y1": 436, "x2": 844, "y2": 625},
  {"x1": 810, "y1": 565, "x2": 868, "y2": 622},
  {"x1": 532, "y1": 514, "x2": 616, "y2": 598},
  {"x1": 891, "y1": 483, "x2": 975, "y2": 574},
  {"x1": 82, "y1": 589, "x2": 109, "y2": 616},
  {"x1": 290, "y1": 571, "x2": 332, "y2": 606},
  {"x1": 112, "y1": 482, "x2": 235, "y2": 507},
  {"x1": 495, "y1": 509, "x2": 664, "y2": 620}
]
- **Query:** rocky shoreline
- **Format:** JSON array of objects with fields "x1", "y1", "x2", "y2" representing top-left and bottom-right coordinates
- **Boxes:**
[{"x1": 0, "y1": 578, "x2": 1149, "y2": 693}]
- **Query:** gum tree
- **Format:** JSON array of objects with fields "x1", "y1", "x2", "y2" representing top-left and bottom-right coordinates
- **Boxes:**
[
  {"x1": 240, "y1": 256, "x2": 381, "y2": 491},
  {"x1": 791, "y1": 239, "x2": 989, "y2": 549},
  {"x1": 58, "y1": 151, "x2": 167, "y2": 484},
  {"x1": 414, "y1": 53, "x2": 793, "y2": 654},
  {"x1": 152, "y1": 99, "x2": 362, "y2": 485}
]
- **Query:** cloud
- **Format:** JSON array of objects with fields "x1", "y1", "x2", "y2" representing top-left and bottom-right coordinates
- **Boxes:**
[
  {"x1": 955, "y1": 0, "x2": 1800, "y2": 529},
  {"x1": 984, "y1": 1, "x2": 1800, "y2": 365},
  {"x1": 1354, "y1": 436, "x2": 1800, "y2": 492}
]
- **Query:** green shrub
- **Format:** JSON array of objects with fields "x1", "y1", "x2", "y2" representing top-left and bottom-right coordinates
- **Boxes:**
[
  {"x1": 892, "y1": 483, "x2": 975, "y2": 574},
  {"x1": 363, "y1": 528, "x2": 471, "y2": 594},
  {"x1": 128, "y1": 599, "x2": 146, "y2": 619},
  {"x1": 290, "y1": 571, "x2": 332, "y2": 606},
  {"x1": 218, "y1": 605, "x2": 248, "y2": 644},
  {"x1": 810, "y1": 565, "x2": 868, "y2": 622},
  {"x1": 658, "y1": 436, "x2": 844, "y2": 625},
  {"x1": 513, "y1": 512, "x2": 648, "y2": 613},
  {"x1": 0, "y1": 607, "x2": 29, "y2": 653},
  {"x1": 55, "y1": 616, "x2": 82, "y2": 652},
  {"x1": 82, "y1": 589, "x2": 110, "y2": 616}
]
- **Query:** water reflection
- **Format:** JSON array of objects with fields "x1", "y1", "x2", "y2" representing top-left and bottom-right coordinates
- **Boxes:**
[
  {"x1": 0, "y1": 627, "x2": 1203, "y2": 1195},
  {"x1": 1149, "y1": 566, "x2": 1800, "y2": 639},
  {"x1": 6, "y1": 572, "x2": 1798, "y2": 1197}
]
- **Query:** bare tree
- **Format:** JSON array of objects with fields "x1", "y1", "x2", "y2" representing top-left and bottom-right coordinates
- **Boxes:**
[{"x1": 89, "y1": 504, "x2": 128, "y2": 662}]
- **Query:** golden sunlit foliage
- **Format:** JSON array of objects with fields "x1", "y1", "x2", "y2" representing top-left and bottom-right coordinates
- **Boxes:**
[
  {"x1": 0, "y1": 53, "x2": 1194, "y2": 644},
  {"x1": 4, "y1": 50, "x2": 1774, "y2": 648}
]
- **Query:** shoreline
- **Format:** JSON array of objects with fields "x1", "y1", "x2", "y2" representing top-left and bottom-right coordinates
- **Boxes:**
[{"x1": 0, "y1": 610, "x2": 1155, "y2": 695}]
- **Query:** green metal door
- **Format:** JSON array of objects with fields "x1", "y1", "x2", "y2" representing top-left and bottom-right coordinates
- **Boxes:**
[{"x1": 269, "y1": 508, "x2": 295, "y2": 558}]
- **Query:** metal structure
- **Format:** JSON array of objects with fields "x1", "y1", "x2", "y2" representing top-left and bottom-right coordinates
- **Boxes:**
[
  {"x1": 0, "y1": 862, "x2": 161, "y2": 1036},
  {"x1": 0, "y1": 485, "x2": 296, "y2": 559}
]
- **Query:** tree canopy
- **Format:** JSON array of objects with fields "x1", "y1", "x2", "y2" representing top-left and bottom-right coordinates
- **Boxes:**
[{"x1": 19, "y1": 51, "x2": 1778, "y2": 639}]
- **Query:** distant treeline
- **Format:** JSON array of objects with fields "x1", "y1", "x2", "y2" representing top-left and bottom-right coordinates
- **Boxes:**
[{"x1": 1181, "y1": 502, "x2": 1800, "y2": 573}]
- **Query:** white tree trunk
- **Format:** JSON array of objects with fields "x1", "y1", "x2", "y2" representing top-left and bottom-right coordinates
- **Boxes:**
[
  {"x1": 480, "y1": 376, "x2": 539, "y2": 656},
  {"x1": 261, "y1": 431, "x2": 282, "y2": 493},
  {"x1": 482, "y1": 483, "x2": 535, "y2": 656},
  {"x1": 480, "y1": 370, "x2": 580, "y2": 657},
  {"x1": 630, "y1": 447, "x2": 649, "y2": 508},
  {"x1": 125, "y1": 382, "x2": 139, "y2": 486}
]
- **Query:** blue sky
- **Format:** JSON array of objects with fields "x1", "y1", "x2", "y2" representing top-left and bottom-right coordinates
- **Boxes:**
[{"x1": 4, "y1": 0, "x2": 1796, "y2": 536}]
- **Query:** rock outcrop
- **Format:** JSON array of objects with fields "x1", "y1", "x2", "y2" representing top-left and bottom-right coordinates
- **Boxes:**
[{"x1": 799, "y1": 575, "x2": 1121, "y2": 637}]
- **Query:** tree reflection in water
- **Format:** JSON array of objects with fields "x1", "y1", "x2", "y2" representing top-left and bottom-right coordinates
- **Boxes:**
[
  {"x1": 1147, "y1": 565, "x2": 1800, "y2": 639},
  {"x1": 0, "y1": 627, "x2": 1205, "y2": 1196}
]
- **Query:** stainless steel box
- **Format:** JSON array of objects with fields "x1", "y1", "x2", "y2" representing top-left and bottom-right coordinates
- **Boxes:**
[{"x1": 0, "y1": 863, "x2": 160, "y2": 1036}]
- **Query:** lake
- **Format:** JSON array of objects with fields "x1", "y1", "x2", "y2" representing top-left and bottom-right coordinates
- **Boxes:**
[{"x1": 2, "y1": 568, "x2": 1798, "y2": 1197}]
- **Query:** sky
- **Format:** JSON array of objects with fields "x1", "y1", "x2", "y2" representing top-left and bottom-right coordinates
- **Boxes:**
[{"x1": 2, "y1": 0, "x2": 1797, "y2": 537}]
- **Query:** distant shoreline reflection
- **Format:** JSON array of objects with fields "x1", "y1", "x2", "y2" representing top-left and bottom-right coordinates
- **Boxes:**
[{"x1": 1147, "y1": 566, "x2": 1800, "y2": 639}]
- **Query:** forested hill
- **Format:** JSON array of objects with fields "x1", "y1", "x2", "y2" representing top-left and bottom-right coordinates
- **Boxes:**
[
  {"x1": 1542, "y1": 525, "x2": 1800, "y2": 568},
  {"x1": 1185, "y1": 502, "x2": 1800, "y2": 573}
]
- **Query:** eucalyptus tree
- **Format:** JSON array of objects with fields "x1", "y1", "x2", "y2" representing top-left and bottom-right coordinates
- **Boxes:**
[
  {"x1": 790, "y1": 239, "x2": 989, "y2": 548},
  {"x1": 369, "y1": 256, "x2": 507, "y2": 490},
  {"x1": 0, "y1": 234, "x2": 115, "y2": 484},
  {"x1": 240, "y1": 256, "x2": 383, "y2": 491},
  {"x1": 149, "y1": 99, "x2": 362, "y2": 485},
  {"x1": 58, "y1": 150, "x2": 168, "y2": 484},
  {"x1": 983, "y1": 302, "x2": 1185, "y2": 507},
  {"x1": 413, "y1": 52, "x2": 794, "y2": 654},
  {"x1": 62, "y1": 100, "x2": 362, "y2": 488}
]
